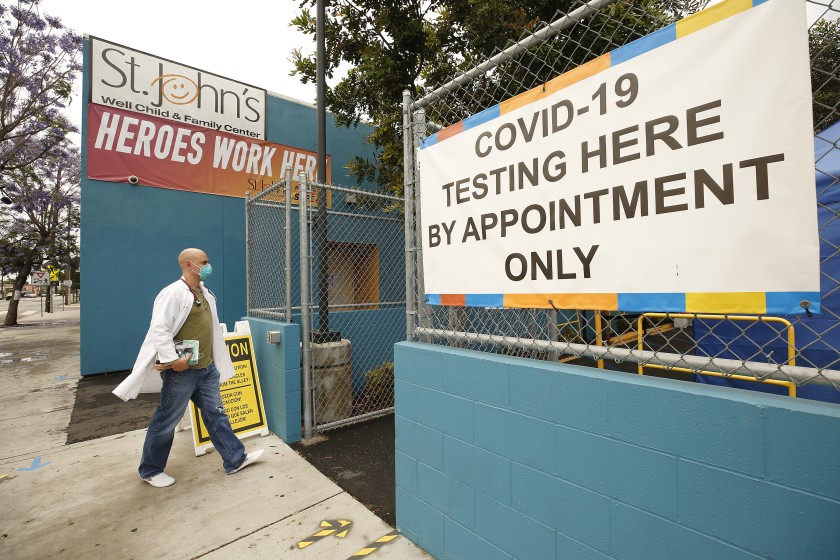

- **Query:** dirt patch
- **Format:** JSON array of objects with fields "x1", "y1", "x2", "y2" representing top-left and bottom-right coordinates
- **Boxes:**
[
  {"x1": 66, "y1": 371, "x2": 158, "y2": 444},
  {"x1": 291, "y1": 415, "x2": 395, "y2": 527}
]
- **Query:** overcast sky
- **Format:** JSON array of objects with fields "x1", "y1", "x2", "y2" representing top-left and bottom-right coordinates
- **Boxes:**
[
  {"x1": 20, "y1": 0, "x2": 319, "y2": 137},
  {"x1": 12, "y1": 0, "x2": 839, "y2": 142}
]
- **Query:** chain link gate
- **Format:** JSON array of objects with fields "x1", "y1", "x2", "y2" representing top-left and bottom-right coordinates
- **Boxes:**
[
  {"x1": 247, "y1": 168, "x2": 405, "y2": 439},
  {"x1": 404, "y1": 0, "x2": 840, "y2": 397}
]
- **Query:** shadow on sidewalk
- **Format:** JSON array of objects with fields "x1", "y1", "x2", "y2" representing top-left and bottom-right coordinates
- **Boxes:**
[{"x1": 67, "y1": 371, "x2": 157, "y2": 444}]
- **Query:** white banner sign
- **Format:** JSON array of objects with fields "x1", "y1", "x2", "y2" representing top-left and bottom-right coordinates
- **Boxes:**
[
  {"x1": 418, "y1": 0, "x2": 819, "y2": 314},
  {"x1": 91, "y1": 37, "x2": 266, "y2": 139}
]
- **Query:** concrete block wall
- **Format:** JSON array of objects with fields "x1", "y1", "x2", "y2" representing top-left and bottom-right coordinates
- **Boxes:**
[
  {"x1": 394, "y1": 342, "x2": 840, "y2": 560},
  {"x1": 245, "y1": 318, "x2": 301, "y2": 443}
]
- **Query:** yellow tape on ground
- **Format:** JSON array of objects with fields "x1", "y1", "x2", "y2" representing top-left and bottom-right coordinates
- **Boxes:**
[{"x1": 346, "y1": 530, "x2": 401, "y2": 559}]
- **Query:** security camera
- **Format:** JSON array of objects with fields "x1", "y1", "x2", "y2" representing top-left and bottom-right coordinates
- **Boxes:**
[{"x1": 128, "y1": 175, "x2": 139, "y2": 185}]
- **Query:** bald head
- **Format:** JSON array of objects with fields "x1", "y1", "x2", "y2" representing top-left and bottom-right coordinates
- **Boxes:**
[{"x1": 179, "y1": 248, "x2": 208, "y2": 277}]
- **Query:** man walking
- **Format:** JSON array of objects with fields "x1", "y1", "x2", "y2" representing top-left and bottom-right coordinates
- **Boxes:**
[{"x1": 114, "y1": 248, "x2": 263, "y2": 487}]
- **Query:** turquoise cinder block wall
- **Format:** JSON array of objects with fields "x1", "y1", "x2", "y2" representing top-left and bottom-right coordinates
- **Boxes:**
[
  {"x1": 245, "y1": 318, "x2": 301, "y2": 443},
  {"x1": 394, "y1": 342, "x2": 840, "y2": 560},
  {"x1": 80, "y1": 36, "x2": 373, "y2": 375}
]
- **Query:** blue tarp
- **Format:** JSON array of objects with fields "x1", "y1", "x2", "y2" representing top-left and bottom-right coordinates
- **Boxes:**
[{"x1": 694, "y1": 121, "x2": 840, "y2": 403}]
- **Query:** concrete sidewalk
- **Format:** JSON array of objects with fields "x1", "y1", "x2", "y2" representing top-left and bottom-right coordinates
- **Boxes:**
[{"x1": 0, "y1": 305, "x2": 431, "y2": 559}]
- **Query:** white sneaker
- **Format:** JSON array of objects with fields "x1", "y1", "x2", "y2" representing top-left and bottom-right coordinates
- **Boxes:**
[
  {"x1": 229, "y1": 449, "x2": 264, "y2": 474},
  {"x1": 144, "y1": 472, "x2": 175, "y2": 487}
]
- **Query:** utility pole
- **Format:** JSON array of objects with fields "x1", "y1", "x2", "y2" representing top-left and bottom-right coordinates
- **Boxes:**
[
  {"x1": 65, "y1": 200, "x2": 72, "y2": 305},
  {"x1": 313, "y1": 0, "x2": 340, "y2": 344}
]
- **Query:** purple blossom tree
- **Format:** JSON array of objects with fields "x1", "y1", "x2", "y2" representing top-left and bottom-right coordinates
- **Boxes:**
[
  {"x1": 1, "y1": 142, "x2": 79, "y2": 326},
  {"x1": 0, "y1": 0, "x2": 81, "y2": 325},
  {"x1": 0, "y1": 0, "x2": 81, "y2": 174}
]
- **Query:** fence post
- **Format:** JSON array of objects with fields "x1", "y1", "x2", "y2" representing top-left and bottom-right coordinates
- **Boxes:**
[
  {"x1": 403, "y1": 90, "x2": 416, "y2": 342},
  {"x1": 413, "y1": 108, "x2": 432, "y2": 344},
  {"x1": 284, "y1": 166, "x2": 293, "y2": 323},
  {"x1": 299, "y1": 172, "x2": 313, "y2": 440},
  {"x1": 245, "y1": 191, "x2": 250, "y2": 316}
]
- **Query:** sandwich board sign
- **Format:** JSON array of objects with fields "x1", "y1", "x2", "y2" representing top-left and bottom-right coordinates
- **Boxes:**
[
  {"x1": 31, "y1": 271, "x2": 49, "y2": 286},
  {"x1": 187, "y1": 332, "x2": 269, "y2": 456}
]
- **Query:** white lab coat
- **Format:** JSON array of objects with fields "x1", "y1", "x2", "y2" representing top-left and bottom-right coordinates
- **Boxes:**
[{"x1": 112, "y1": 278, "x2": 235, "y2": 401}]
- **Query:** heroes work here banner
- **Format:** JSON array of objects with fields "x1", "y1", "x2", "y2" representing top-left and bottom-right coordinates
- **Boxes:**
[
  {"x1": 86, "y1": 103, "x2": 331, "y2": 199},
  {"x1": 418, "y1": 0, "x2": 820, "y2": 315}
]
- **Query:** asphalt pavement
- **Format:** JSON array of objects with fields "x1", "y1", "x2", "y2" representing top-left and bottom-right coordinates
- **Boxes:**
[{"x1": 0, "y1": 300, "x2": 430, "y2": 560}]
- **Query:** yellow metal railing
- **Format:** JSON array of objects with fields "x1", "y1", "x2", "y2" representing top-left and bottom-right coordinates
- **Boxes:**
[
  {"x1": 555, "y1": 310, "x2": 585, "y2": 364},
  {"x1": 637, "y1": 313, "x2": 798, "y2": 398}
]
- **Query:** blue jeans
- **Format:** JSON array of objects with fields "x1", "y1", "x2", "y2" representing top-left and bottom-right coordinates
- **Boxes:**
[{"x1": 139, "y1": 362, "x2": 246, "y2": 478}]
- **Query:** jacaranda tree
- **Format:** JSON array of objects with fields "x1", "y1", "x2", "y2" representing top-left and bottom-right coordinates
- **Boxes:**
[
  {"x1": 1, "y1": 141, "x2": 79, "y2": 325},
  {"x1": 0, "y1": 0, "x2": 81, "y2": 324},
  {"x1": 0, "y1": 0, "x2": 81, "y2": 175}
]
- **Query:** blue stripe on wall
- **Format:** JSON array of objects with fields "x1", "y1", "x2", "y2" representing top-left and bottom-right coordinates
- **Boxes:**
[
  {"x1": 617, "y1": 293, "x2": 686, "y2": 312},
  {"x1": 421, "y1": 133, "x2": 439, "y2": 149},
  {"x1": 464, "y1": 106, "x2": 501, "y2": 131},
  {"x1": 766, "y1": 292, "x2": 821, "y2": 315},
  {"x1": 611, "y1": 24, "x2": 676, "y2": 66},
  {"x1": 426, "y1": 294, "x2": 441, "y2": 305},
  {"x1": 465, "y1": 294, "x2": 504, "y2": 307}
]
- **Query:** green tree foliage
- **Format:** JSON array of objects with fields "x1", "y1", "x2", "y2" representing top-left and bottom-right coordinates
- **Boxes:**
[
  {"x1": 290, "y1": 0, "x2": 708, "y2": 197},
  {"x1": 0, "y1": 142, "x2": 79, "y2": 326},
  {"x1": 810, "y1": 19, "x2": 840, "y2": 133}
]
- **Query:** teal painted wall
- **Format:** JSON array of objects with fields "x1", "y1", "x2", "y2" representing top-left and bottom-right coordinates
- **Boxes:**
[
  {"x1": 245, "y1": 318, "x2": 301, "y2": 443},
  {"x1": 394, "y1": 342, "x2": 840, "y2": 560},
  {"x1": 80, "y1": 37, "x2": 372, "y2": 375}
]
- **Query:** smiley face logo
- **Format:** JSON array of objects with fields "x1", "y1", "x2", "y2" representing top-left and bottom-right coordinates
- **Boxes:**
[{"x1": 150, "y1": 74, "x2": 199, "y2": 105}]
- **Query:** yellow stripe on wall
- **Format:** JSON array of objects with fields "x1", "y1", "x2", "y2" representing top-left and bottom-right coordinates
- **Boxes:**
[
  {"x1": 676, "y1": 0, "x2": 752, "y2": 38},
  {"x1": 544, "y1": 54, "x2": 610, "y2": 96},
  {"x1": 685, "y1": 292, "x2": 766, "y2": 314},
  {"x1": 504, "y1": 293, "x2": 618, "y2": 311},
  {"x1": 500, "y1": 54, "x2": 610, "y2": 114}
]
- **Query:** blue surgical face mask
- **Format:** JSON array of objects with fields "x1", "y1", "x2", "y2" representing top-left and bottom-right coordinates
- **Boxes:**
[{"x1": 191, "y1": 261, "x2": 212, "y2": 281}]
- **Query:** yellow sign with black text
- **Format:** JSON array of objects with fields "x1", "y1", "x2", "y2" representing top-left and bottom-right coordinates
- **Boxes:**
[{"x1": 188, "y1": 333, "x2": 268, "y2": 454}]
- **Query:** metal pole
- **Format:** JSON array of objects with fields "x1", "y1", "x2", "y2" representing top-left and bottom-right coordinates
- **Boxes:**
[
  {"x1": 65, "y1": 203, "x2": 71, "y2": 307},
  {"x1": 284, "y1": 166, "x2": 293, "y2": 323},
  {"x1": 548, "y1": 309, "x2": 558, "y2": 363},
  {"x1": 245, "y1": 191, "x2": 251, "y2": 315},
  {"x1": 314, "y1": 0, "x2": 331, "y2": 336},
  {"x1": 403, "y1": 90, "x2": 416, "y2": 342},
  {"x1": 299, "y1": 172, "x2": 313, "y2": 440},
  {"x1": 413, "y1": 109, "x2": 431, "y2": 343},
  {"x1": 415, "y1": 326, "x2": 840, "y2": 388}
]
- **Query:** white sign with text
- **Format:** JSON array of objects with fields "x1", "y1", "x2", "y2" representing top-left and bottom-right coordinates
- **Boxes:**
[
  {"x1": 418, "y1": 0, "x2": 818, "y2": 299},
  {"x1": 91, "y1": 37, "x2": 266, "y2": 139}
]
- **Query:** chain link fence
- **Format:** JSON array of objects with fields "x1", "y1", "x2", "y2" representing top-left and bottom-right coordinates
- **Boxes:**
[
  {"x1": 247, "y1": 170, "x2": 405, "y2": 437},
  {"x1": 405, "y1": 0, "x2": 840, "y2": 397}
]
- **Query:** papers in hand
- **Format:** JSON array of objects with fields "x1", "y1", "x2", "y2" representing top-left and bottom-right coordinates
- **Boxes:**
[{"x1": 158, "y1": 340, "x2": 199, "y2": 366}]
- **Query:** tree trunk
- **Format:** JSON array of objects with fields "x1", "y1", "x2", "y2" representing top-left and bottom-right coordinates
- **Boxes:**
[{"x1": 3, "y1": 263, "x2": 32, "y2": 327}]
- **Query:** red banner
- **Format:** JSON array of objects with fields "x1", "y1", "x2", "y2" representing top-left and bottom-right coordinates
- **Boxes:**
[{"x1": 86, "y1": 103, "x2": 331, "y2": 199}]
